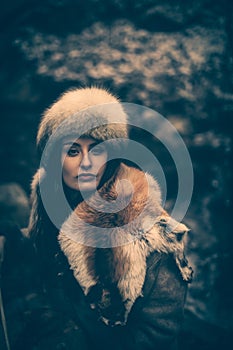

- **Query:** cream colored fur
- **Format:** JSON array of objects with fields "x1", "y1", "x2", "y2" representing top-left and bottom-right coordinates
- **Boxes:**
[
  {"x1": 28, "y1": 87, "x2": 192, "y2": 326},
  {"x1": 37, "y1": 87, "x2": 128, "y2": 155},
  {"x1": 58, "y1": 164, "x2": 192, "y2": 324}
]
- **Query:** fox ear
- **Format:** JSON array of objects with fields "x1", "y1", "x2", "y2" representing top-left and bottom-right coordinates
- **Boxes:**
[
  {"x1": 157, "y1": 215, "x2": 190, "y2": 238},
  {"x1": 175, "y1": 251, "x2": 193, "y2": 283}
]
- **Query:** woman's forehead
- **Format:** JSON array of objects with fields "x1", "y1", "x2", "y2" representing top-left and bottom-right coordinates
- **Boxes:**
[{"x1": 62, "y1": 136, "x2": 98, "y2": 146}]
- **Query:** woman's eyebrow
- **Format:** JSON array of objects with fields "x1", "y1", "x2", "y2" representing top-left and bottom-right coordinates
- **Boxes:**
[
  {"x1": 62, "y1": 141, "x2": 81, "y2": 147},
  {"x1": 62, "y1": 141, "x2": 100, "y2": 148}
]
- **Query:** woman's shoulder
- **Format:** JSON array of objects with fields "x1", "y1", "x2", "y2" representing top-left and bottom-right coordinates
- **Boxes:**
[
  {"x1": 147, "y1": 251, "x2": 189, "y2": 275},
  {"x1": 145, "y1": 214, "x2": 193, "y2": 284},
  {"x1": 143, "y1": 250, "x2": 192, "y2": 300}
]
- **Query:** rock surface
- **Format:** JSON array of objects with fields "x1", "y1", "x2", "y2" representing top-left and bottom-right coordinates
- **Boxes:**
[{"x1": 0, "y1": 183, "x2": 30, "y2": 228}]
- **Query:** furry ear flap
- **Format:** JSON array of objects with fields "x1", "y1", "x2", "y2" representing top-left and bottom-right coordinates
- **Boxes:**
[{"x1": 27, "y1": 168, "x2": 46, "y2": 240}]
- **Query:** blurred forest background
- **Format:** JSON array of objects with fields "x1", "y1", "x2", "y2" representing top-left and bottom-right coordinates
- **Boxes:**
[{"x1": 0, "y1": 0, "x2": 232, "y2": 349}]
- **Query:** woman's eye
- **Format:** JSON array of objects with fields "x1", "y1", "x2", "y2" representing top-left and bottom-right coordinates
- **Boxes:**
[
  {"x1": 90, "y1": 147, "x2": 105, "y2": 155},
  {"x1": 67, "y1": 148, "x2": 79, "y2": 157}
]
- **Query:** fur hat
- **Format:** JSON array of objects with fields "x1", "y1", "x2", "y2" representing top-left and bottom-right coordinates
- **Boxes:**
[{"x1": 37, "y1": 87, "x2": 128, "y2": 158}]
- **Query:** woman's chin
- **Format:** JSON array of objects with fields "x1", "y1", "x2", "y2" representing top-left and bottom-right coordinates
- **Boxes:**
[{"x1": 77, "y1": 182, "x2": 97, "y2": 193}]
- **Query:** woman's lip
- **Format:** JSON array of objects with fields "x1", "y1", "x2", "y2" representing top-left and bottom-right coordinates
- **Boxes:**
[{"x1": 77, "y1": 174, "x2": 96, "y2": 181}]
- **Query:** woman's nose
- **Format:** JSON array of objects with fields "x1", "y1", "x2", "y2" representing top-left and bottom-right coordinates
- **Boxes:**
[{"x1": 80, "y1": 153, "x2": 92, "y2": 169}]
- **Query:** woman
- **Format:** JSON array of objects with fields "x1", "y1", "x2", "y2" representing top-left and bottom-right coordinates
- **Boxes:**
[{"x1": 0, "y1": 87, "x2": 192, "y2": 350}]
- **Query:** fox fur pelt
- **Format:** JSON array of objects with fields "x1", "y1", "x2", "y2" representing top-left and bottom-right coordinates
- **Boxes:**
[{"x1": 58, "y1": 163, "x2": 193, "y2": 326}]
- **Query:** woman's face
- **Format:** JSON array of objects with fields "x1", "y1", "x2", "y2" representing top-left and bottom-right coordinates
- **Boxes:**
[{"x1": 61, "y1": 137, "x2": 108, "y2": 192}]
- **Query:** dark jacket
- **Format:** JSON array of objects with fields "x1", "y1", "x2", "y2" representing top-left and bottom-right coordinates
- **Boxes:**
[
  {"x1": 0, "y1": 228, "x2": 190, "y2": 350},
  {"x1": 0, "y1": 165, "x2": 193, "y2": 350}
]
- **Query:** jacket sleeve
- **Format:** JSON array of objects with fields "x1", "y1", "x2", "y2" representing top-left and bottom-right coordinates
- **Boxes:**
[{"x1": 115, "y1": 253, "x2": 188, "y2": 350}]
